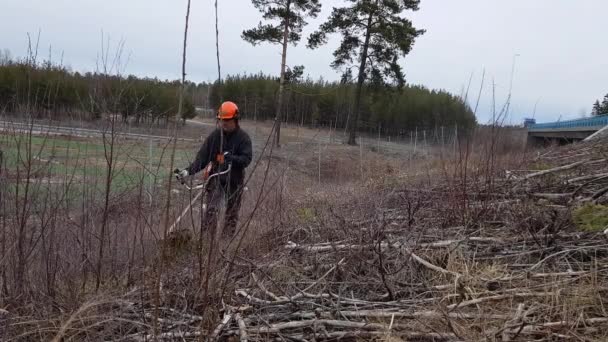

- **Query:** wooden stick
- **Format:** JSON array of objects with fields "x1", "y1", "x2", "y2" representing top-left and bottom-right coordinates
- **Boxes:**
[
  {"x1": 501, "y1": 303, "x2": 525, "y2": 341},
  {"x1": 485, "y1": 269, "x2": 599, "y2": 282},
  {"x1": 287, "y1": 330, "x2": 460, "y2": 341},
  {"x1": 524, "y1": 160, "x2": 589, "y2": 179},
  {"x1": 238, "y1": 260, "x2": 345, "y2": 305},
  {"x1": 134, "y1": 331, "x2": 202, "y2": 341},
  {"x1": 527, "y1": 317, "x2": 608, "y2": 328},
  {"x1": 405, "y1": 247, "x2": 461, "y2": 277},
  {"x1": 529, "y1": 244, "x2": 608, "y2": 271},
  {"x1": 298, "y1": 258, "x2": 345, "y2": 294},
  {"x1": 251, "y1": 273, "x2": 284, "y2": 301},
  {"x1": 591, "y1": 184, "x2": 608, "y2": 200},
  {"x1": 532, "y1": 193, "x2": 573, "y2": 200},
  {"x1": 508, "y1": 317, "x2": 608, "y2": 336},
  {"x1": 567, "y1": 172, "x2": 608, "y2": 184},
  {"x1": 235, "y1": 313, "x2": 248, "y2": 342},
  {"x1": 286, "y1": 237, "x2": 502, "y2": 252},
  {"x1": 210, "y1": 312, "x2": 233, "y2": 341},
  {"x1": 287, "y1": 241, "x2": 458, "y2": 276},
  {"x1": 255, "y1": 318, "x2": 457, "y2": 337},
  {"x1": 333, "y1": 309, "x2": 509, "y2": 320},
  {"x1": 447, "y1": 292, "x2": 556, "y2": 311},
  {"x1": 235, "y1": 290, "x2": 275, "y2": 305}
]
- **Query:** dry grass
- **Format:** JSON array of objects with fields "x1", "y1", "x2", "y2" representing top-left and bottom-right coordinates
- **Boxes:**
[{"x1": 2, "y1": 120, "x2": 607, "y2": 341}]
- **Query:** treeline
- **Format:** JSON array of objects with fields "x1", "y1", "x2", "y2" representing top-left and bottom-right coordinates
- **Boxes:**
[
  {"x1": 209, "y1": 73, "x2": 477, "y2": 136},
  {"x1": 0, "y1": 57, "x2": 196, "y2": 124},
  {"x1": 0, "y1": 56, "x2": 476, "y2": 134}
]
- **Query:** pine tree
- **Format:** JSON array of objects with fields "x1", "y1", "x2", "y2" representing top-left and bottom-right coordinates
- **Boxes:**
[
  {"x1": 592, "y1": 100, "x2": 602, "y2": 116},
  {"x1": 243, "y1": 0, "x2": 321, "y2": 147},
  {"x1": 601, "y1": 94, "x2": 608, "y2": 115},
  {"x1": 285, "y1": 65, "x2": 305, "y2": 84},
  {"x1": 308, "y1": 0, "x2": 424, "y2": 145}
]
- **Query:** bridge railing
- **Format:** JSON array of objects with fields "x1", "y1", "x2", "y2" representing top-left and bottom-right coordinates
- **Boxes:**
[{"x1": 529, "y1": 115, "x2": 608, "y2": 130}]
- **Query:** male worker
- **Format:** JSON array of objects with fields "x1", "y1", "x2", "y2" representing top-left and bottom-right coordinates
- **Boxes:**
[{"x1": 174, "y1": 101, "x2": 252, "y2": 237}]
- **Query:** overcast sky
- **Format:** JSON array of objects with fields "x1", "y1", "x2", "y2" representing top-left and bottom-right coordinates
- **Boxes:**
[{"x1": 2, "y1": 0, "x2": 607, "y2": 124}]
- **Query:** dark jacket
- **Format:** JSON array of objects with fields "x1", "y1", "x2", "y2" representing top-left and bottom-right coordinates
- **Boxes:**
[{"x1": 186, "y1": 127, "x2": 252, "y2": 186}]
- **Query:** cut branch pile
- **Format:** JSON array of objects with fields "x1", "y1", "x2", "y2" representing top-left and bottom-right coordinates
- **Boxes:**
[
  {"x1": 202, "y1": 138, "x2": 608, "y2": 341},
  {"x1": 118, "y1": 138, "x2": 608, "y2": 341}
]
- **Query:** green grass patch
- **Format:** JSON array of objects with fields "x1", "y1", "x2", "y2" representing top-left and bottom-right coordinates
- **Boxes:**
[
  {"x1": 530, "y1": 161, "x2": 552, "y2": 171},
  {"x1": 296, "y1": 207, "x2": 316, "y2": 223},
  {"x1": 572, "y1": 204, "x2": 608, "y2": 232},
  {"x1": 1, "y1": 132, "x2": 195, "y2": 195}
]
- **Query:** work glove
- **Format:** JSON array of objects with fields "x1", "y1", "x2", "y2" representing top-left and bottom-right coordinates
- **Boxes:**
[{"x1": 173, "y1": 168, "x2": 189, "y2": 183}]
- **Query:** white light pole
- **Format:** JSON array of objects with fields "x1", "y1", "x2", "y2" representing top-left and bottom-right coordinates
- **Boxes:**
[
  {"x1": 532, "y1": 96, "x2": 542, "y2": 119},
  {"x1": 506, "y1": 53, "x2": 521, "y2": 116},
  {"x1": 508, "y1": 53, "x2": 521, "y2": 96}
]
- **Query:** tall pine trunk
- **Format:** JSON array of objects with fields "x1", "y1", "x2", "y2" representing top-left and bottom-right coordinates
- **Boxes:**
[
  {"x1": 215, "y1": 0, "x2": 222, "y2": 93},
  {"x1": 275, "y1": 0, "x2": 291, "y2": 148},
  {"x1": 348, "y1": 1, "x2": 376, "y2": 145}
]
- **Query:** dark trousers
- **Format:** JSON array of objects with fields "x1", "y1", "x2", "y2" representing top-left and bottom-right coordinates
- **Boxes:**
[{"x1": 202, "y1": 180, "x2": 244, "y2": 238}]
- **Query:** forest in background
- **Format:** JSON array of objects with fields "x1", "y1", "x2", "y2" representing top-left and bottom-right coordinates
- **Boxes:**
[{"x1": 0, "y1": 52, "x2": 475, "y2": 136}]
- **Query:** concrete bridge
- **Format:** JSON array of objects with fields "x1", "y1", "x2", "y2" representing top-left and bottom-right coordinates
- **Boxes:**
[{"x1": 527, "y1": 115, "x2": 608, "y2": 146}]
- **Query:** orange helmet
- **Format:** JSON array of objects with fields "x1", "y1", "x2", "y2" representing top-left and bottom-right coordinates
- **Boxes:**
[{"x1": 217, "y1": 101, "x2": 239, "y2": 120}]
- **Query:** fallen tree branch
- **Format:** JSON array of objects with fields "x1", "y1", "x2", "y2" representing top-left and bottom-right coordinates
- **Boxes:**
[
  {"x1": 484, "y1": 269, "x2": 605, "y2": 282},
  {"x1": 567, "y1": 173, "x2": 608, "y2": 184},
  {"x1": 254, "y1": 318, "x2": 457, "y2": 338},
  {"x1": 242, "y1": 309, "x2": 509, "y2": 326},
  {"x1": 332, "y1": 309, "x2": 509, "y2": 320},
  {"x1": 235, "y1": 313, "x2": 248, "y2": 342},
  {"x1": 287, "y1": 330, "x2": 461, "y2": 341},
  {"x1": 524, "y1": 160, "x2": 591, "y2": 179},
  {"x1": 405, "y1": 247, "x2": 461, "y2": 277},
  {"x1": 532, "y1": 193, "x2": 573, "y2": 200},
  {"x1": 529, "y1": 244, "x2": 608, "y2": 272},
  {"x1": 507, "y1": 317, "x2": 608, "y2": 337},
  {"x1": 236, "y1": 290, "x2": 275, "y2": 305},
  {"x1": 134, "y1": 331, "x2": 202, "y2": 341},
  {"x1": 251, "y1": 273, "x2": 283, "y2": 301},
  {"x1": 501, "y1": 303, "x2": 525, "y2": 341},
  {"x1": 286, "y1": 238, "x2": 501, "y2": 252},
  {"x1": 286, "y1": 241, "x2": 460, "y2": 277},
  {"x1": 210, "y1": 311, "x2": 233, "y2": 341},
  {"x1": 447, "y1": 292, "x2": 556, "y2": 311},
  {"x1": 591, "y1": 184, "x2": 608, "y2": 200},
  {"x1": 298, "y1": 258, "x2": 345, "y2": 294}
]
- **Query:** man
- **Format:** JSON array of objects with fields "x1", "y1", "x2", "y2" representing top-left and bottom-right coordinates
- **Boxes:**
[{"x1": 175, "y1": 101, "x2": 252, "y2": 237}]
